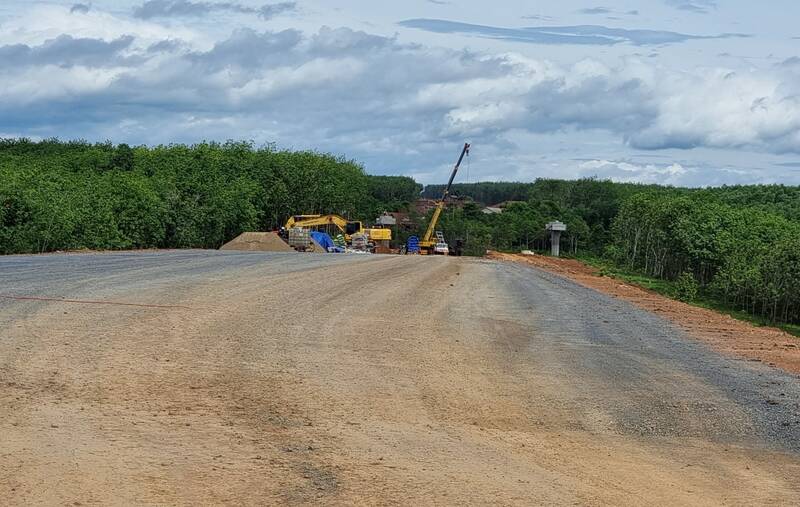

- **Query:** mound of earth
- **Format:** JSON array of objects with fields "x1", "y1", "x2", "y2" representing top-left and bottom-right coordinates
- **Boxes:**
[{"x1": 220, "y1": 232, "x2": 294, "y2": 252}]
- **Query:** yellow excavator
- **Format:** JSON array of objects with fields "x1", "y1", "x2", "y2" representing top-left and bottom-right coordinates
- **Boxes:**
[
  {"x1": 284, "y1": 214, "x2": 392, "y2": 242},
  {"x1": 419, "y1": 142, "x2": 470, "y2": 255}
]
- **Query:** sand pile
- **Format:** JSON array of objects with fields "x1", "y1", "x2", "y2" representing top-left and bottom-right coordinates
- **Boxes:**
[
  {"x1": 220, "y1": 232, "x2": 295, "y2": 252},
  {"x1": 309, "y1": 236, "x2": 327, "y2": 253}
]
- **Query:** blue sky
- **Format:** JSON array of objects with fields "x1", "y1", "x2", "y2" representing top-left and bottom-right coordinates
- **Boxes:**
[{"x1": 1, "y1": 1, "x2": 800, "y2": 185}]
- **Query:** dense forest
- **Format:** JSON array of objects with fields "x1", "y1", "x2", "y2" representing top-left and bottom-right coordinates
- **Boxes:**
[
  {"x1": 0, "y1": 139, "x2": 419, "y2": 253},
  {"x1": 2, "y1": 139, "x2": 799, "y2": 326}
]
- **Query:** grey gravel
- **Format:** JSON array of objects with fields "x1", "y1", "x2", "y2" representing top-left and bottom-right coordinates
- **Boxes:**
[{"x1": 494, "y1": 261, "x2": 800, "y2": 454}]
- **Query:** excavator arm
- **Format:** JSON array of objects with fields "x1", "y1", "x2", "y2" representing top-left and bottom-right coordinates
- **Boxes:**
[{"x1": 285, "y1": 214, "x2": 359, "y2": 235}]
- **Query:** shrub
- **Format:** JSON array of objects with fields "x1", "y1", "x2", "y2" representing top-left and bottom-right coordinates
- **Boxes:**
[{"x1": 674, "y1": 271, "x2": 699, "y2": 302}]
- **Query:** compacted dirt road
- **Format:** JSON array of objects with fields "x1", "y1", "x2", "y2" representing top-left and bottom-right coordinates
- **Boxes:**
[{"x1": 1, "y1": 251, "x2": 799, "y2": 505}]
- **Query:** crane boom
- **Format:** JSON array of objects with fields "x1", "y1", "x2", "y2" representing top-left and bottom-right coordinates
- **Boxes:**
[
  {"x1": 421, "y1": 142, "x2": 470, "y2": 247},
  {"x1": 443, "y1": 142, "x2": 471, "y2": 200}
]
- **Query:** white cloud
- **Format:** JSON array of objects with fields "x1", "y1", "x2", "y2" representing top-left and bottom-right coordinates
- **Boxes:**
[
  {"x1": 664, "y1": 0, "x2": 717, "y2": 14},
  {"x1": 578, "y1": 159, "x2": 690, "y2": 185},
  {"x1": 0, "y1": 5, "x2": 202, "y2": 49},
  {"x1": 0, "y1": 65, "x2": 121, "y2": 105},
  {"x1": 632, "y1": 68, "x2": 800, "y2": 153},
  {"x1": 0, "y1": 3, "x2": 799, "y2": 186}
]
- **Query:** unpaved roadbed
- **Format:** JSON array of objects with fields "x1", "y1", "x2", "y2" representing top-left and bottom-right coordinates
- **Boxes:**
[
  {"x1": 1, "y1": 251, "x2": 799, "y2": 505},
  {"x1": 491, "y1": 251, "x2": 800, "y2": 374}
]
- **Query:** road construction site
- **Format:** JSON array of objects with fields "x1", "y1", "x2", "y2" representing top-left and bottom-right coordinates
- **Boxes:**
[{"x1": 1, "y1": 250, "x2": 800, "y2": 505}]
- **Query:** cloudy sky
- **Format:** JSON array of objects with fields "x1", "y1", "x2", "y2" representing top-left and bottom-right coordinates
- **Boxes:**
[{"x1": 2, "y1": 1, "x2": 800, "y2": 185}]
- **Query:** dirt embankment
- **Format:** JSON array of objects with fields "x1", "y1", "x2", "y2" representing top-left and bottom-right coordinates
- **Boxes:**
[{"x1": 489, "y1": 251, "x2": 800, "y2": 375}]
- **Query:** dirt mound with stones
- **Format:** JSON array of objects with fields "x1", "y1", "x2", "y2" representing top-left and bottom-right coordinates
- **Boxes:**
[{"x1": 220, "y1": 232, "x2": 295, "y2": 252}]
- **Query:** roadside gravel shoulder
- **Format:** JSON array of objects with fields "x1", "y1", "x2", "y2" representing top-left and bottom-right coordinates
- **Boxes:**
[{"x1": 489, "y1": 251, "x2": 800, "y2": 376}]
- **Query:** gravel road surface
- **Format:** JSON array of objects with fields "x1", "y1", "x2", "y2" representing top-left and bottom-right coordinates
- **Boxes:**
[{"x1": 1, "y1": 251, "x2": 799, "y2": 505}]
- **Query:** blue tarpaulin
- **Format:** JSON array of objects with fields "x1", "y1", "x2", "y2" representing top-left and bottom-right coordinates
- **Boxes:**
[{"x1": 310, "y1": 231, "x2": 338, "y2": 253}]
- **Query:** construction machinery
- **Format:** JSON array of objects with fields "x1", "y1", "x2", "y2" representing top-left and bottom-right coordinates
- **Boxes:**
[
  {"x1": 419, "y1": 142, "x2": 470, "y2": 255},
  {"x1": 284, "y1": 214, "x2": 392, "y2": 247}
]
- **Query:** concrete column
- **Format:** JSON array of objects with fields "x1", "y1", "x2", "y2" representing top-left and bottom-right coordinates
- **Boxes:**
[
  {"x1": 546, "y1": 221, "x2": 567, "y2": 258},
  {"x1": 550, "y1": 230, "x2": 561, "y2": 257}
]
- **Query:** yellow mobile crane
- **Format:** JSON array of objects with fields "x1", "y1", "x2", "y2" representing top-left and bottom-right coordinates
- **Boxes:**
[{"x1": 419, "y1": 142, "x2": 470, "y2": 255}]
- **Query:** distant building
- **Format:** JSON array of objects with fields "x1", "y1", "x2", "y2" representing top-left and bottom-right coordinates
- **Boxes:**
[
  {"x1": 481, "y1": 201, "x2": 524, "y2": 214},
  {"x1": 377, "y1": 211, "x2": 415, "y2": 230},
  {"x1": 375, "y1": 213, "x2": 397, "y2": 226}
]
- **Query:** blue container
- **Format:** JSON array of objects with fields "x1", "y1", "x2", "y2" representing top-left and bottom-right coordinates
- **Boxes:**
[{"x1": 407, "y1": 235, "x2": 420, "y2": 254}]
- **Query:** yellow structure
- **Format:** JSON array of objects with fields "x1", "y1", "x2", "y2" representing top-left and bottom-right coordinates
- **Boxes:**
[
  {"x1": 284, "y1": 214, "x2": 391, "y2": 243},
  {"x1": 420, "y1": 143, "x2": 470, "y2": 254}
]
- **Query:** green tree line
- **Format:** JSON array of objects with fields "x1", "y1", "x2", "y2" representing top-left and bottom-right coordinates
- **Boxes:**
[
  {"x1": 0, "y1": 139, "x2": 419, "y2": 253},
  {"x1": 610, "y1": 193, "x2": 800, "y2": 324},
  {"x1": 427, "y1": 179, "x2": 670, "y2": 255}
]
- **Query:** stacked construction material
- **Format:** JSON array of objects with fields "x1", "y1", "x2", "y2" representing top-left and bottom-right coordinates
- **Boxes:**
[
  {"x1": 288, "y1": 228, "x2": 313, "y2": 251},
  {"x1": 350, "y1": 233, "x2": 369, "y2": 252}
]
